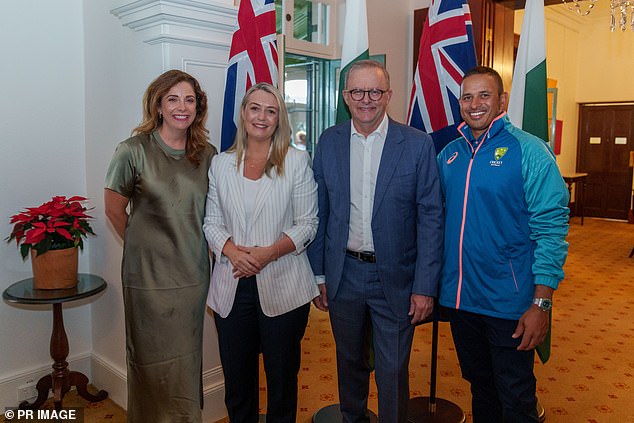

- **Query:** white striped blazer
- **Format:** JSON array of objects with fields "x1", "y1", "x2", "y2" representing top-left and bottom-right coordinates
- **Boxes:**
[{"x1": 203, "y1": 147, "x2": 319, "y2": 317}]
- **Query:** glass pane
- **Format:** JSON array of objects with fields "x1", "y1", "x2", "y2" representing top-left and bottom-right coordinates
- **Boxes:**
[
  {"x1": 284, "y1": 54, "x2": 337, "y2": 155},
  {"x1": 293, "y1": 0, "x2": 329, "y2": 45},
  {"x1": 275, "y1": 0, "x2": 283, "y2": 35}
]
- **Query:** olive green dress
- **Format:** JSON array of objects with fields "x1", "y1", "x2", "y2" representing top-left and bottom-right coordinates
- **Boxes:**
[{"x1": 105, "y1": 130, "x2": 216, "y2": 423}]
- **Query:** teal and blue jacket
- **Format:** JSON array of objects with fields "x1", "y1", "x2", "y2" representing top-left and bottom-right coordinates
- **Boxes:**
[{"x1": 437, "y1": 113, "x2": 569, "y2": 320}]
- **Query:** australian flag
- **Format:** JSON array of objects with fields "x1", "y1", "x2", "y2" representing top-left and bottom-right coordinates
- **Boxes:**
[
  {"x1": 221, "y1": 0, "x2": 278, "y2": 151},
  {"x1": 407, "y1": 0, "x2": 477, "y2": 153}
]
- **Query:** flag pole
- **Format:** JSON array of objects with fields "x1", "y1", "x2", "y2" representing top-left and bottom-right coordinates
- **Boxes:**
[{"x1": 407, "y1": 305, "x2": 465, "y2": 423}]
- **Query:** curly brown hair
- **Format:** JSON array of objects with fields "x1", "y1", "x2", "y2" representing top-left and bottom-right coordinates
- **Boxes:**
[{"x1": 133, "y1": 70, "x2": 210, "y2": 166}]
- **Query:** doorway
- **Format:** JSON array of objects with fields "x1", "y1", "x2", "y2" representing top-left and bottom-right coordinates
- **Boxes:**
[
  {"x1": 577, "y1": 103, "x2": 634, "y2": 220},
  {"x1": 283, "y1": 54, "x2": 337, "y2": 156}
]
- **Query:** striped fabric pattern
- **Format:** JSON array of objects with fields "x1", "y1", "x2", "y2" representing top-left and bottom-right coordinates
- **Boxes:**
[{"x1": 203, "y1": 149, "x2": 319, "y2": 317}]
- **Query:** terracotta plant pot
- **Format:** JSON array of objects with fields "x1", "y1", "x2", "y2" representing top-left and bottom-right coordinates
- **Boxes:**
[{"x1": 31, "y1": 247, "x2": 79, "y2": 290}]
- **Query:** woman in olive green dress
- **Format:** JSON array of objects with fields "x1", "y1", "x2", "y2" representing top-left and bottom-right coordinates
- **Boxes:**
[{"x1": 104, "y1": 70, "x2": 216, "y2": 423}]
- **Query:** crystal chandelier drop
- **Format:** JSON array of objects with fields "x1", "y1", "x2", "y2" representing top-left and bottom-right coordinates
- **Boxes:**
[{"x1": 561, "y1": 0, "x2": 634, "y2": 32}]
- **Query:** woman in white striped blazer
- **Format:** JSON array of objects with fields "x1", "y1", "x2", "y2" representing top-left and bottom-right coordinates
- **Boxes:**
[{"x1": 203, "y1": 83, "x2": 319, "y2": 423}]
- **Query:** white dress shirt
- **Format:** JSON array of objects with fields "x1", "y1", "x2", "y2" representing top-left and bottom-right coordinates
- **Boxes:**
[{"x1": 347, "y1": 114, "x2": 389, "y2": 253}]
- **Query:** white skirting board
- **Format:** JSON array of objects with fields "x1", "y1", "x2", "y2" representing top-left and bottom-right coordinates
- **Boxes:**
[
  {"x1": 91, "y1": 353, "x2": 228, "y2": 422},
  {"x1": 0, "y1": 353, "x2": 91, "y2": 410},
  {"x1": 1, "y1": 353, "x2": 227, "y2": 422}
]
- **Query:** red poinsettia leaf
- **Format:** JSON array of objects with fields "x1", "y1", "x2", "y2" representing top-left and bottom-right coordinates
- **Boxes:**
[
  {"x1": 10, "y1": 213, "x2": 29, "y2": 224},
  {"x1": 55, "y1": 227, "x2": 73, "y2": 241},
  {"x1": 25, "y1": 228, "x2": 45, "y2": 245},
  {"x1": 7, "y1": 195, "x2": 95, "y2": 258}
]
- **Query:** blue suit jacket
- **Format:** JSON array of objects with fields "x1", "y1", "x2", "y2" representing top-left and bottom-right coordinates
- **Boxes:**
[{"x1": 308, "y1": 118, "x2": 444, "y2": 318}]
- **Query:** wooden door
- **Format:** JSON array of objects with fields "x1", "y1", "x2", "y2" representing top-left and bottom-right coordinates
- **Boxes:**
[{"x1": 577, "y1": 104, "x2": 634, "y2": 220}]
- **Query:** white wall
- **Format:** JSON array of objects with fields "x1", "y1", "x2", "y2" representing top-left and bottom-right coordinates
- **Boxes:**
[
  {"x1": 367, "y1": 0, "x2": 417, "y2": 121},
  {"x1": 84, "y1": 1, "x2": 231, "y2": 418},
  {"x1": 3, "y1": 0, "x2": 629, "y2": 415},
  {"x1": 515, "y1": 5, "x2": 634, "y2": 175},
  {"x1": 0, "y1": 0, "x2": 231, "y2": 418},
  {"x1": 575, "y1": 17, "x2": 634, "y2": 102},
  {"x1": 82, "y1": 0, "x2": 163, "y2": 409},
  {"x1": 0, "y1": 0, "x2": 95, "y2": 408},
  {"x1": 0, "y1": 0, "x2": 433, "y2": 415}
]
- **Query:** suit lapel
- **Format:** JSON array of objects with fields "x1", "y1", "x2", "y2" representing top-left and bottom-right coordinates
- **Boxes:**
[
  {"x1": 226, "y1": 157, "x2": 247, "y2": 234},
  {"x1": 373, "y1": 120, "x2": 404, "y2": 218},
  {"x1": 335, "y1": 124, "x2": 352, "y2": 221}
]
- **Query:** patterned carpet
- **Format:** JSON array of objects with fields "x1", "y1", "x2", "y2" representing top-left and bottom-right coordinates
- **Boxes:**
[
  {"x1": 1, "y1": 388, "x2": 127, "y2": 422},
  {"x1": 282, "y1": 217, "x2": 634, "y2": 423},
  {"x1": 9, "y1": 218, "x2": 632, "y2": 423}
]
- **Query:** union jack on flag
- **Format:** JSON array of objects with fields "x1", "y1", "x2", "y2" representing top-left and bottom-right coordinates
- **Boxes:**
[
  {"x1": 221, "y1": 0, "x2": 278, "y2": 151},
  {"x1": 407, "y1": 0, "x2": 477, "y2": 153}
]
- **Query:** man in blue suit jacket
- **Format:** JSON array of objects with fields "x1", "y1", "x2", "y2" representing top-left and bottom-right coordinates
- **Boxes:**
[{"x1": 308, "y1": 60, "x2": 444, "y2": 423}]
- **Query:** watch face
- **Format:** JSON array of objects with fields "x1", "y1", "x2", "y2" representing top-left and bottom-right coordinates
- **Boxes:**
[{"x1": 534, "y1": 298, "x2": 552, "y2": 311}]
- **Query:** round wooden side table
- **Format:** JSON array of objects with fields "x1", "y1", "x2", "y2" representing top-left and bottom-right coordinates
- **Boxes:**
[{"x1": 3, "y1": 273, "x2": 108, "y2": 411}]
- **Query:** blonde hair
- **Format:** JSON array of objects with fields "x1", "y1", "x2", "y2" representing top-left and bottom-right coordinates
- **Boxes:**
[
  {"x1": 228, "y1": 83, "x2": 290, "y2": 177},
  {"x1": 133, "y1": 69, "x2": 210, "y2": 167}
]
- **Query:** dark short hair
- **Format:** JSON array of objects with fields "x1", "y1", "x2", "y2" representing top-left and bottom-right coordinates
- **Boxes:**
[
  {"x1": 345, "y1": 60, "x2": 390, "y2": 89},
  {"x1": 462, "y1": 66, "x2": 504, "y2": 95}
]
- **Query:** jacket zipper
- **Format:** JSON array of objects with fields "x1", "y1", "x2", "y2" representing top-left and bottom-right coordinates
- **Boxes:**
[{"x1": 454, "y1": 114, "x2": 506, "y2": 309}]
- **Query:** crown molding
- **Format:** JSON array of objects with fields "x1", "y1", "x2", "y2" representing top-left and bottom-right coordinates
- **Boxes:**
[{"x1": 111, "y1": 0, "x2": 237, "y2": 48}]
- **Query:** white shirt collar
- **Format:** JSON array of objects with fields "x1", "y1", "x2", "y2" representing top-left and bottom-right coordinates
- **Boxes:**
[{"x1": 351, "y1": 113, "x2": 389, "y2": 139}]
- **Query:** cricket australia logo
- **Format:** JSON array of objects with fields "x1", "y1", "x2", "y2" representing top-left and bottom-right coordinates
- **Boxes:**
[{"x1": 490, "y1": 147, "x2": 508, "y2": 167}]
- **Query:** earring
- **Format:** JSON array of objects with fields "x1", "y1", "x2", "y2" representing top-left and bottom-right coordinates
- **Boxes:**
[{"x1": 159, "y1": 112, "x2": 162, "y2": 120}]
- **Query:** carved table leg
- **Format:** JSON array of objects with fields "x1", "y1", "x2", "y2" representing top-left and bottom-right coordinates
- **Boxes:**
[
  {"x1": 50, "y1": 303, "x2": 70, "y2": 410},
  {"x1": 19, "y1": 302, "x2": 108, "y2": 410},
  {"x1": 68, "y1": 371, "x2": 108, "y2": 402},
  {"x1": 19, "y1": 375, "x2": 52, "y2": 409}
]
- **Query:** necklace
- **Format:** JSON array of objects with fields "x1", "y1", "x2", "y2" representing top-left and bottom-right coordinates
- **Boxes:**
[{"x1": 245, "y1": 157, "x2": 266, "y2": 169}]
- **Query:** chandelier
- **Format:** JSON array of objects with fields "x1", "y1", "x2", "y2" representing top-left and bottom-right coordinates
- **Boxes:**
[{"x1": 561, "y1": 0, "x2": 634, "y2": 31}]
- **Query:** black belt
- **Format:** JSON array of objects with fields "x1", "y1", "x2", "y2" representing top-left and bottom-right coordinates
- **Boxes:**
[{"x1": 346, "y1": 249, "x2": 376, "y2": 263}]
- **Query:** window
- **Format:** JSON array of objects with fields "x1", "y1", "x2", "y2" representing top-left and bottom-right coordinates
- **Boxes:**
[
  {"x1": 276, "y1": 0, "x2": 337, "y2": 59},
  {"x1": 283, "y1": 54, "x2": 338, "y2": 155},
  {"x1": 275, "y1": 0, "x2": 339, "y2": 154}
]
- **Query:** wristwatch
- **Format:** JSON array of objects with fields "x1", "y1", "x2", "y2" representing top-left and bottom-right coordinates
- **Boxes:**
[{"x1": 533, "y1": 297, "x2": 553, "y2": 312}]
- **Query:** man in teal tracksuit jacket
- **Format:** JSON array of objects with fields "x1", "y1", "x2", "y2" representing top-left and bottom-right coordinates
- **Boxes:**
[{"x1": 437, "y1": 66, "x2": 569, "y2": 423}]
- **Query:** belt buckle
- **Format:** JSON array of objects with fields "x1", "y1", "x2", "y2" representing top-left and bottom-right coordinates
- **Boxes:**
[{"x1": 347, "y1": 249, "x2": 375, "y2": 263}]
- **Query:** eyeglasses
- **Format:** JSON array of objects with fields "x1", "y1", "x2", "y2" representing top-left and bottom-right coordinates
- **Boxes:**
[{"x1": 345, "y1": 88, "x2": 388, "y2": 101}]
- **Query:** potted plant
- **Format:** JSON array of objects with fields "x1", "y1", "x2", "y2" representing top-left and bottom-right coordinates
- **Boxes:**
[{"x1": 6, "y1": 195, "x2": 95, "y2": 289}]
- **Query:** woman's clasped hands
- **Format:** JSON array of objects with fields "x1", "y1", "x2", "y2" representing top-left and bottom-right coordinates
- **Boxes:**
[{"x1": 224, "y1": 241, "x2": 277, "y2": 278}]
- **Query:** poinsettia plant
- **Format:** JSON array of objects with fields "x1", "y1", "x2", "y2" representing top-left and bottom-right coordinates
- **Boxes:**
[{"x1": 6, "y1": 195, "x2": 95, "y2": 259}]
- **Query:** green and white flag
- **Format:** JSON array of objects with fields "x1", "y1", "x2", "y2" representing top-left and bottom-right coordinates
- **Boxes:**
[
  {"x1": 508, "y1": 0, "x2": 549, "y2": 144},
  {"x1": 509, "y1": 0, "x2": 552, "y2": 365},
  {"x1": 335, "y1": 0, "x2": 369, "y2": 124}
]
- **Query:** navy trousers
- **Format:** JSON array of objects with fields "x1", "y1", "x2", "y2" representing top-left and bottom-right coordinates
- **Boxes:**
[
  {"x1": 328, "y1": 255, "x2": 415, "y2": 423},
  {"x1": 448, "y1": 309, "x2": 538, "y2": 423},
  {"x1": 214, "y1": 276, "x2": 310, "y2": 423}
]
